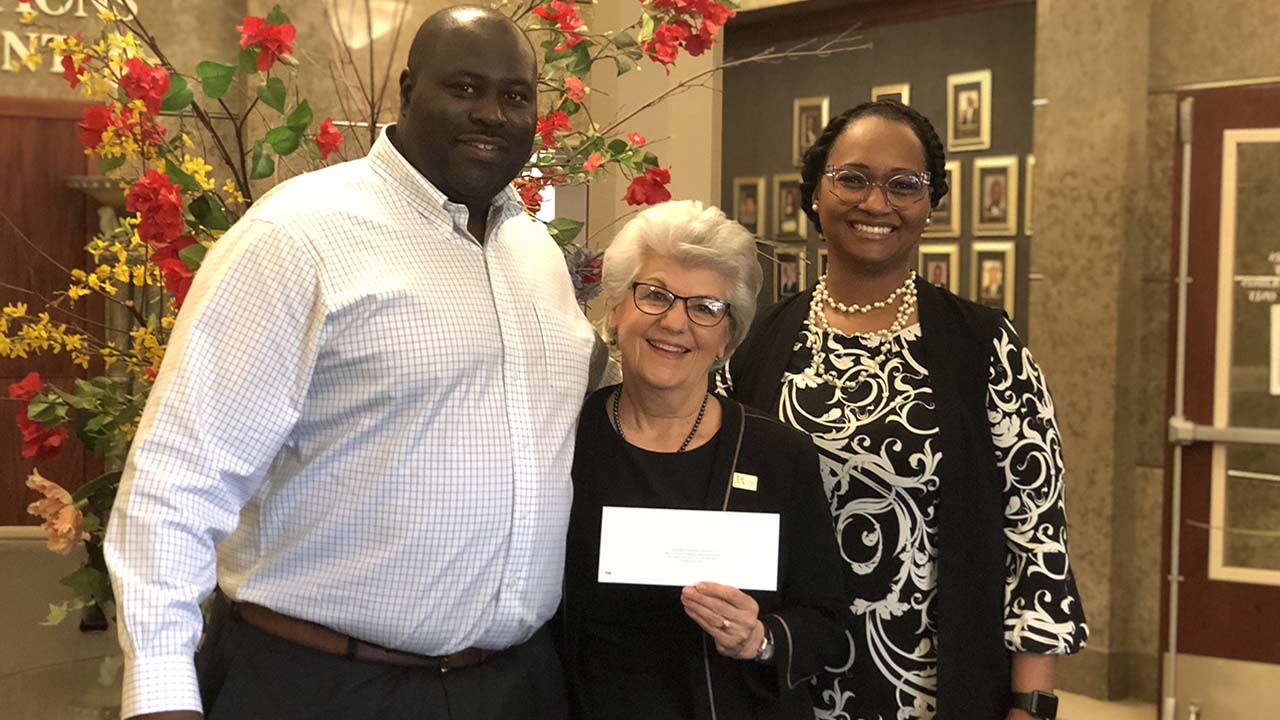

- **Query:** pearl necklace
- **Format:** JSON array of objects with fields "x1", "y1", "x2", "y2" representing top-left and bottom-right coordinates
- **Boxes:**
[
  {"x1": 612, "y1": 387, "x2": 709, "y2": 453},
  {"x1": 805, "y1": 271, "x2": 918, "y2": 390}
]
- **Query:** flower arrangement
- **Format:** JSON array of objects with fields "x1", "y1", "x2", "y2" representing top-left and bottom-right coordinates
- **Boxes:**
[{"x1": 2, "y1": 0, "x2": 753, "y2": 629}]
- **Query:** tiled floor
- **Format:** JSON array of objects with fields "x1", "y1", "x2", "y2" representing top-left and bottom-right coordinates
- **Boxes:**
[{"x1": 1059, "y1": 691, "x2": 1157, "y2": 720}]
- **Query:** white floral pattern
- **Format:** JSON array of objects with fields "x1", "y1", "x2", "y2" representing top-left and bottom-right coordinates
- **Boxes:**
[{"x1": 716, "y1": 317, "x2": 1087, "y2": 720}]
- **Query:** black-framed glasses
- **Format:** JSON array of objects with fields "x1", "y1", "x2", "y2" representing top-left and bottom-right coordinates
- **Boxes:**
[
  {"x1": 630, "y1": 282, "x2": 730, "y2": 327},
  {"x1": 822, "y1": 165, "x2": 932, "y2": 209}
]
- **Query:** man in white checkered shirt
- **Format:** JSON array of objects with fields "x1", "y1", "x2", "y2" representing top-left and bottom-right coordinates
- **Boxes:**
[{"x1": 105, "y1": 7, "x2": 597, "y2": 720}]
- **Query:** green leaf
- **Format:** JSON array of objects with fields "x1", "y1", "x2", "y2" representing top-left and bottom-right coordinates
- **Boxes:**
[
  {"x1": 641, "y1": 152, "x2": 660, "y2": 168},
  {"x1": 257, "y1": 76, "x2": 287, "y2": 113},
  {"x1": 28, "y1": 400, "x2": 67, "y2": 425},
  {"x1": 639, "y1": 13, "x2": 656, "y2": 44},
  {"x1": 566, "y1": 42, "x2": 594, "y2": 75},
  {"x1": 160, "y1": 76, "x2": 194, "y2": 112},
  {"x1": 239, "y1": 47, "x2": 260, "y2": 74},
  {"x1": 189, "y1": 194, "x2": 231, "y2": 232},
  {"x1": 285, "y1": 100, "x2": 312, "y2": 131},
  {"x1": 82, "y1": 514, "x2": 101, "y2": 534},
  {"x1": 250, "y1": 142, "x2": 275, "y2": 179},
  {"x1": 613, "y1": 55, "x2": 636, "y2": 77},
  {"x1": 303, "y1": 137, "x2": 322, "y2": 160},
  {"x1": 196, "y1": 61, "x2": 236, "y2": 99},
  {"x1": 75, "y1": 412, "x2": 110, "y2": 455},
  {"x1": 264, "y1": 125, "x2": 301, "y2": 155},
  {"x1": 179, "y1": 242, "x2": 208, "y2": 270},
  {"x1": 560, "y1": 99, "x2": 580, "y2": 115},
  {"x1": 547, "y1": 218, "x2": 584, "y2": 245},
  {"x1": 61, "y1": 565, "x2": 112, "y2": 605},
  {"x1": 41, "y1": 601, "x2": 73, "y2": 627},
  {"x1": 266, "y1": 4, "x2": 291, "y2": 25},
  {"x1": 607, "y1": 139, "x2": 629, "y2": 156},
  {"x1": 71, "y1": 471, "x2": 121, "y2": 504},
  {"x1": 72, "y1": 378, "x2": 107, "y2": 400},
  {"x1": 163, "y1": 158, "x2": 201, "y2": 192},
  {"x1": 613, "y1": 31, "x2": 639, "y2": 50},
  {"x1": 98, "y1": 154, "x2": 127, "y2": 173}
]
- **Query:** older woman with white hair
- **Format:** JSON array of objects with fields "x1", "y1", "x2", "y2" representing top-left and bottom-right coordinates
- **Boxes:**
[{"x1": 558, "y1": 200, "x2": 848, "y2": 720}]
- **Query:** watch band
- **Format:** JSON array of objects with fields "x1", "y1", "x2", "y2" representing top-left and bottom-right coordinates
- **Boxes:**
[{"x1": 1010, "y1": 690, "x2": 1059, "y2": 720}]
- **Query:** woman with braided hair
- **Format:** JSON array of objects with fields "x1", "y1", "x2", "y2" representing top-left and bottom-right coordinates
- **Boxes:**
[{"x1": 715, "y1": 100, "x2": 1089, "y2": 719}]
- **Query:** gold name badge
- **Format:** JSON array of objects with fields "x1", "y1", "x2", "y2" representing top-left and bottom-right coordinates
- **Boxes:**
[{"x1": 732, "y1": 472, "x2": 759, "y2": 492}]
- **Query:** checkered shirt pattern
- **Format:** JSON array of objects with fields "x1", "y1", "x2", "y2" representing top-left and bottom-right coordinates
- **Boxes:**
[{"x1": 104, "y1": 129, "x2": 596, "y2": 717}]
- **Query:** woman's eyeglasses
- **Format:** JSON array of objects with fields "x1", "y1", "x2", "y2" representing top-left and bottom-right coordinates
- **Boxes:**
[
  {"x1": 822, "y1": 165, "x2": 932, "y2": 209},
  {"x1": 631, "y1": 282, "x2": 730, "y2": 327}
]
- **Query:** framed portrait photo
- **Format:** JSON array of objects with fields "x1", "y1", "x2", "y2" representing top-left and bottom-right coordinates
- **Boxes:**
[
  {"x1": 732, "y1": 176, "x2": 766, "y2": 236},
  {"x1": 871, "y1": 82, "x2": 911, "y2": 106},
  {"x1": 792, "y1": 96, "x2": 829, "y2": 166},
  {"x1": 946, "y1": 69, "x2": 992, "y2": 152},
  {"x1": 972, "y1": 155, "x2": 1019, "y2": 236},
  {"x1": 970, "y1": 240, "x2": 1016, "y2": 319},
  {"x1": 772, "y1": 173, "x2": 807, "y2": 241},
  {"x1": 774, "y1": 247, "x2": 806, "y2": 299},
  {"x1": 924, "y1": 159, "x2": 961, "y2": 238},
  {"x1": 1024, "y1": 154, "x2": 1035, "y2": 236},
  {"x1": 918, "y1": 242, "x2": 960, "y2": 293},
  {"x1": 817, "y1": 247, "x2": 829, "y2": 277}
]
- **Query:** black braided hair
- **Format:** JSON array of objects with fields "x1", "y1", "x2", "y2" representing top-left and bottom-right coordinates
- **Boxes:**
[{"x1": 799, "y1": 99, "x2": 949, "y2": 235}]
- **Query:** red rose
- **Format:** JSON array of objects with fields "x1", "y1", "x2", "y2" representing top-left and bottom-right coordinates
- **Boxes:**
[
  {"x1": 127, "y1": 169, "x2": 186, "y2": 247},
  {"x1": 315, "y1": 117, "x2": 343, "y2": 160},
  {"x1": 627, "y1": 132, "x2": 646, "y2": 147},
  {"x1": 582, "y1": 152, "x2": 604, "y2": 172},
  {"x1": 120, "y1": 57, "x2": 170, "y2": 115},
  {"x1": 237, "y1": 16, "x2": 297, "y2": 71},
  {"x1": 624, "y1": 167, "x2": 672, "y2": 206},
  {"x1": 536, "y1": 111, "x2": 572, "y2": 147},
  {"x1": 8, "y1": 372, "x2": 43, "y2": 401},
  {"x1": 152, "y1": 236, "x2": 197, "y2": 308},
  {"x1": 79, "y1": 105, "x2": 113, "y2": 149},
  {"x1": 564, "y1": 76, "x2": 586, "y2": 103}
]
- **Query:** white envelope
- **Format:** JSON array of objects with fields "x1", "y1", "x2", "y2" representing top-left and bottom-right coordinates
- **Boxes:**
[{"x1": 597, "y1": 506, "x2": 780, "y2": 591}]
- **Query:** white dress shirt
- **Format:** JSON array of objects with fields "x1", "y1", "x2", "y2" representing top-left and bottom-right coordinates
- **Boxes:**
[{"x1": 104, "y1": 128, "x2": 596, "y2": 717}]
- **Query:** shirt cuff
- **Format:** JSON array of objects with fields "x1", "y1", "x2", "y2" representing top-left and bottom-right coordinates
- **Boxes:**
[{"x1": 121, "y1": 653, "x2": 202, "y2": 718}]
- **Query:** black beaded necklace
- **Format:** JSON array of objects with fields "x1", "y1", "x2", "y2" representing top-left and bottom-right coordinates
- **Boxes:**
[{"x1": 611, "y1": 387, "x2": 709, "y2": 453}]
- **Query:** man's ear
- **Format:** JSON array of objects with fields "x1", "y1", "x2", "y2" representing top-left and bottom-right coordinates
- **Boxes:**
[{"x1": 398, "y1": 67, "x2": 412, "y2": 110}]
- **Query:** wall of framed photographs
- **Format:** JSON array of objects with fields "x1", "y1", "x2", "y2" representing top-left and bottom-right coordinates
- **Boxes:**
[{"x1": 721, "y1": 2, "x2": 1036, "y2": 335}]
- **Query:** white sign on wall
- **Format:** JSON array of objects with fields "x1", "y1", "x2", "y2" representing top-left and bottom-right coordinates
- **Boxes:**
[
  {"x1": 2, "y1": 1, "x2": 138, "y2": 76},
  {"x1": 1271, "y1": 304, "x2": 1280, "y2": 396}
]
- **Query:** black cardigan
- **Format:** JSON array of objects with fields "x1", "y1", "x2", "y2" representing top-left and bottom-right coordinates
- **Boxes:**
[
  {"x1": 561, "y1": 388, "x2": 849, "y2": 720},
  {"x1": 723, "y1": 278, "x2": 1012, "y2": 719}
]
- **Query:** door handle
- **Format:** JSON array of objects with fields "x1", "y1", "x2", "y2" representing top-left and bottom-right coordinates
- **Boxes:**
[{"x1": 1168, "y1": 416, "x2": 1280, "y2": 446}]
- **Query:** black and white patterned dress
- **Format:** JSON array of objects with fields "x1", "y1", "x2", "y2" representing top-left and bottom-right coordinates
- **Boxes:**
[{"x1": 716, "y1": 316, "x2": 1088, "y2": 720}]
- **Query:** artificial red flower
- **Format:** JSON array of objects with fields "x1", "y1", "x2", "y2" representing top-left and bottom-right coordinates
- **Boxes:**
[
  {"x1": 315, "y1": 117, "x2": 343, "y2": 160},
  {"x1": 582, "y1": 152, "x2": 604, "y2": 172},
  {"x1": 78, "y1": 105, "x2": 112, "y2": 149},
  {"x1": 533, "y1": 1, "x2": 584, "y2": 33},
  {"x1": 120, "y1": 106, "x2": 168, "y2": 148},
  {"x1": 126, "y1": 169, "x2": 186, "y2": 247},
  {"x1": 513, "y1": 176, "x2": 546, "y2": 214},
  {"x1": 120, "y1": 57, "x2": 170, "y2": 115},
  {"x1": 237, "y1": 15, "x2": 297, "y2": 71},
  {"x1": 627, "y1": 132, "x2": 646, "y2": 147},
  {"x1": 694, "y1": 0, "x2": 736, "y2": 29},
  {"x1": 152, "y1": 236, "x2": 197, "y2": 308},
  {"x1": 17, "y1": 413, "x2": 68, "y2": 460},
  {"x1": 652, "y1": 0, "x2": 694, "y2": 10},
  {"x1": 60, "y1": 55, "x2": 85, "y2": 90},
  {"x1": 644, "y1": 20, "x2": 692, "y2": 66},
  {"x1": 564, "y1": 76, "x2": 586, "y2": 103},
  {"x1": 554, "y1": 32, "x2": 586, "y2": 52},
  {"x1": 624, "y1": 167, "x2": 672, "y2": 206},
  {"x1": 8, "y1": 372, "x2": 44, "y2": 401},
  {"x1": 683, "y1": 27, "x2": 714, "y2": 57},
  {"x1": 144, "y1": 366, "x2": 159, "y2": 381},
  {"x1": 536, "y1": 111, "x2": 572, "y2": 147}
]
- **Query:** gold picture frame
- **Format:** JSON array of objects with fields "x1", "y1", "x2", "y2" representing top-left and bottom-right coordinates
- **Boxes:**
[
  {"x1": 918, "y1": 242, "x2": 960, "y2": 294},
  {"x1": 970, "y1": 240, "x2": 1016, "y2": 319},
  {"x1": 1024, "y1": 154, "x2": 1035, "y2": 236},
  {"x1": 792, "y1": 96, "x2": 829, "y2": 166},
  {"x1": 946, "y1": 69, "x2": 992, "y2": 152},
  {"x1": 774, "y1": 246, "x2": 806, "y2": 298},
  {"x1": 924, "y1": 159, "x2": 962, "y2": 238},
  {"x1": 871, "y1": 82, "x2": 911, "y2": 106},
  {"x1": 772, "y1": 173, "x2": 807, "y2": 241},
  {"x1": 731, "y1": 176, "x2": 766, "y2": 237},
  {"x1": 972, "y1": 155, "x2": 1019, "y2": 237}
]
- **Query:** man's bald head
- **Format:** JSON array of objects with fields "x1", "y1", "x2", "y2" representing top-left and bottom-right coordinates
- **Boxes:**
[{"x1": 406, "y1": 6, "x2": 536, "y2": 84}]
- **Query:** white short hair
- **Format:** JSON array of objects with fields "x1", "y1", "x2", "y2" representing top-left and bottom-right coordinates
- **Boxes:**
[{"x1": 601, "y1": 200, "x2": 762, "y2": 366}]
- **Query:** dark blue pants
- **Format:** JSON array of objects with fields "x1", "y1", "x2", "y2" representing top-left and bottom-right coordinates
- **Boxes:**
[{"x1": 196, "y1": 596, "x2": 568, "y2": 720}]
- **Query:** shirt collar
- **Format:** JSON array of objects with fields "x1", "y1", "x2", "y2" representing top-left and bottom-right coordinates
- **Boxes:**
[{"x1": 367, "y1": 125, "x2": 526, "y2": 228}]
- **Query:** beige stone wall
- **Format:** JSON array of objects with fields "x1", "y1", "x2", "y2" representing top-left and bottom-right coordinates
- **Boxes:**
[{"x1": 1149, "y1": 0, "x2": 1280, "y2": 89}]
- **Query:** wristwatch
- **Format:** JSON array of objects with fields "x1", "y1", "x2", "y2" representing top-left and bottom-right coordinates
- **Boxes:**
[
  {"x1": 1010, "y1": 690, "x2": 1058, "y2": 719},
  {"x1": 754, "y1": 627, "x2": 775, "y2": 663}
]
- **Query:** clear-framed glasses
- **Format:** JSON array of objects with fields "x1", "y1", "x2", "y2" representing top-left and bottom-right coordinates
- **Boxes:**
[
  {"x1": 630, "y1": 282, "x2": 730, "y2": 327},
  {"x1": 822, "y1": 165, "x2": 932, "y2": 209}
]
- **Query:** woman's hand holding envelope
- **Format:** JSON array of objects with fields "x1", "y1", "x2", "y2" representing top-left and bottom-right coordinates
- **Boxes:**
[{"x1": 680, "y1": 581, "x2": 767, "y2": 660}]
